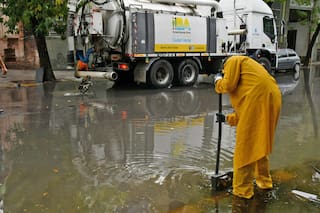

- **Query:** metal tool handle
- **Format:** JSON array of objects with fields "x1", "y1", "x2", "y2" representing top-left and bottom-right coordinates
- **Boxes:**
[{"x1": 215, "y1": 93, "x2": 222, "y2": 175}]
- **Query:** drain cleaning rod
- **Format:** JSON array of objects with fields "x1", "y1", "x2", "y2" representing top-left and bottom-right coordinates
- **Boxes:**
[{"x1": 215, "y1": 93, "x2": 222, "y2": 175}]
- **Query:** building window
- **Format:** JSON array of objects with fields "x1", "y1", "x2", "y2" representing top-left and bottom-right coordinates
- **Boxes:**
[{"x1": 289, "y1": 9, "x2": 311, "y2": 22}]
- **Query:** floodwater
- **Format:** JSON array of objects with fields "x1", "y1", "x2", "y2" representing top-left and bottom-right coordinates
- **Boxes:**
[{"x1": 0, "y1": 67, "x2": 319, "y2": 213}]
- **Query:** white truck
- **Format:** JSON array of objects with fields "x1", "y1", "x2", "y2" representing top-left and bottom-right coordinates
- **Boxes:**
[
  {"x1": 219, "y1": 0, "x2": 278, "y2": 74},
  {"x1": 66, "y1": 0, "x2": 278, "y2": 89}
]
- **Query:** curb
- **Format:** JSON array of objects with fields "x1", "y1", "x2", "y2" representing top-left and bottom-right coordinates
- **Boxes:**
[{"x1": 0, "y1": 69, "x2": 79, "y2": 88}]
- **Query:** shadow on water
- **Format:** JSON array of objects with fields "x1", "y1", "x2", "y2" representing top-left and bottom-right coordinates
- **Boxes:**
[{"x1": 0, "y1": 69, "x2": 319, "y2": 212}]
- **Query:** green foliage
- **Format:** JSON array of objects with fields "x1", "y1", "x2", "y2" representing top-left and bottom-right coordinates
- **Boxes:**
[
  {"x1": 294, "y1": 0, "x2": 312, "y2": 4},
  {"x1": 289, "y1": 9, "x2": 311, "y2": 24},
  {"x1": 0, "y1": 0, "x2": 68, "y2": 37},
  {"x1": 272, "y1": 0, "x2": 312, "y2": 5},
  {"x1": 270, "y1": 0, "x2": 312, "y2": 4},
  {"x1": 269, "y1": 0, "x2": 318, "y2": 27}
]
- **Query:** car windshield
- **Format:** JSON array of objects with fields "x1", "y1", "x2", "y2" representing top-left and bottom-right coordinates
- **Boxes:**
[
  {"x1": 278, "y1": 49, "x2": 287, "y2": 58},
  {"x1": 287, "y1": 49, "x2": 297, "y2": 57}
]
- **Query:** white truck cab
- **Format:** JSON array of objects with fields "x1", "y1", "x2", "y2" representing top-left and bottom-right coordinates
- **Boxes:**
[{"x1": 219, "y1": 0, "x2": 278, "y2": 72}]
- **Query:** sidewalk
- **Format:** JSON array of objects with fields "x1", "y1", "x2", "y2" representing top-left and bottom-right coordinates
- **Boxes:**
[{"x1": 0, "y1": 69, "x2": 78, "y2": 88}]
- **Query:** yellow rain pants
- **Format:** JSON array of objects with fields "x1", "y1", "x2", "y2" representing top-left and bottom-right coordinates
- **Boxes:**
[
  {"x1": 233, "y1": 156, "x2": 272, "y2": 199},
  {"x1": 215, "y1": 56, "x2": 282, "y2": 199}
]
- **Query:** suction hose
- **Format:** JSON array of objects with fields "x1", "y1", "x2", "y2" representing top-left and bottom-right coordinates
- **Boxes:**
[{"x1": 75, "y1": 70, "x2": 118, "y2": 81}]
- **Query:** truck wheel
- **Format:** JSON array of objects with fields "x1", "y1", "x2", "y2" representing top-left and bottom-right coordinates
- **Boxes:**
[
  {"x1": 258, "y1": 57, "x2": 273, "y2": 75},
  {"x1": 149, "y1": 59, "x2": 174, "y2": 88},
  {"x1": 177, "y1": 59, "x2": 199, "y2": 86},
  {"x1": 292, "y1": 63, "x2": 300, "y2": 81}
]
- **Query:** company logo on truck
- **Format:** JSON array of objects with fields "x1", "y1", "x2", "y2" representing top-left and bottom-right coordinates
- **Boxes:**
[
  {"x1": 172, "y1": 17, "x2": 191, "y2": 33},
  {"x1": 154, "y1": 14, "x2": 207, "y2": 52}
]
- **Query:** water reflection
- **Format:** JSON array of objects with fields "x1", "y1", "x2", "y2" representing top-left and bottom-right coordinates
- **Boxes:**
[
  {"x1": 69, "y1": 87, "x2": 235, "y2": 186},
  {"x1": 273, "y1": 66, "x2": 319, "y2": 169},
  {"x1": 0, "y1": 67, "x2": 319, "y2": 212},
  {"x1": 303, "y1": 67, "x2": 318, "y2": 137}
]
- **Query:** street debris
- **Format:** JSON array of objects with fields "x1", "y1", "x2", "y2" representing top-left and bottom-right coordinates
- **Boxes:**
[
  {"x1": 312, "y1": 166, "x2": 320, "y2": 174},
  {"x1": 291, "y1": 190, "x2": 320, "y2": 204}
]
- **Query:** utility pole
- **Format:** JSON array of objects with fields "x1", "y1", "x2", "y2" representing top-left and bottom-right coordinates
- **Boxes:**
[{"x1": 279, "y1": 0, "x2": 290, "y2": 48}]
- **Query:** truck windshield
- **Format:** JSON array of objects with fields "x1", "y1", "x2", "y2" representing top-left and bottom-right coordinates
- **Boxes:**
[{"x1": 263, "y1": 16, "x2": 275, "y2": 42}]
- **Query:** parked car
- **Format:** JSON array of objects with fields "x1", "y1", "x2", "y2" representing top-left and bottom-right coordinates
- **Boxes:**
[{"x1": 276, "y1": 48, "x2": 301, "y2": 81}]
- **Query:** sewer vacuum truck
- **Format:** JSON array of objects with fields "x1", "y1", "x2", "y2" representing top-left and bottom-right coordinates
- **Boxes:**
[{"x1": 66, "y1": 0, "x2": 277, "y2": 89}]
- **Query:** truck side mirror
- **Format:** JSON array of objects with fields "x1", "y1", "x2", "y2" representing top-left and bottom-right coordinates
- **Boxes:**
[{"x1": 280, "y1": 20, "x2": 286, "y2": 36}]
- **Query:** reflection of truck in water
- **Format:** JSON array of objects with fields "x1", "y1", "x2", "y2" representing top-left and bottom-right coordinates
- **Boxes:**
[
  {"x1": 66, "y1": 0, "x2": 278, "y2": 88},
  {"x1": 68, "y1": 86, "x2": 235, "y2": 186}
]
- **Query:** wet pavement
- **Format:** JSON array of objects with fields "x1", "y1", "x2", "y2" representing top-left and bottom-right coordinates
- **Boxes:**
[
  {"x1": 0, "y1": 69, "x2": 78, "y2": 88},
  {"x1": 0, "y1": 67, "x2": 319, "y2": 212}
]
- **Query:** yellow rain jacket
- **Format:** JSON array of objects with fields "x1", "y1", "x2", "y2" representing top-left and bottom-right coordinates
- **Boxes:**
[{"x1": 215, "y1": 56, "x2": 282, "y2": 169}]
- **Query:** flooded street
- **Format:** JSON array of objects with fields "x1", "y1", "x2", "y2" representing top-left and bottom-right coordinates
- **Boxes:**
[{"x1": 0, "y1": 68, "x2": 319, "y2": 212}]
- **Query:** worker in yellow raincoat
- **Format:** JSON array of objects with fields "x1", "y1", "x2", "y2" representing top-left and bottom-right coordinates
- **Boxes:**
[{"x1": 214, "y1": 56, "x2": 282, "y2": 199}]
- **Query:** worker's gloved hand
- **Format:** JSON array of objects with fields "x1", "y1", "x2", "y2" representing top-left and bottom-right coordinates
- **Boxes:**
[
  {"x1": 214, "y1": 72, "x2": 223, "y2": 85},
  {"x1": 216, "y1": 113, "x2": 226, "y2": 122}
]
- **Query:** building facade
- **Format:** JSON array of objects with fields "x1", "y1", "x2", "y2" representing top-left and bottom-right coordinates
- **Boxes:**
[
  {"x1": 271, "y1": 0, "x2": 319, "y2": 63},
  {"x1": 0, "y1": 18, "x2": 39, "y2": 69}
]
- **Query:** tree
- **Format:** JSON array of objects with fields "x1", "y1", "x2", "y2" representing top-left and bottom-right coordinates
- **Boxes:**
[
  {"x1": 0, "y1": 0, "x2": 68, "y2": 81},
  {"x1": 271, "y1": 0, "x2": 319, "y2": 65},
  {"x1": 303, "y1": 0, "x2": 320, "y2": 65}
]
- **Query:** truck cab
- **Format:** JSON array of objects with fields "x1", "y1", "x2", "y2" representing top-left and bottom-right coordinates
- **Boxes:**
[{"x1": 219, "y1": 0, "x2": 278, "y2": 73}]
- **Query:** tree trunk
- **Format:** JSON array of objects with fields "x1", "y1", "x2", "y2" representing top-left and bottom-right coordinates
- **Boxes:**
[
  {"x1": 34, "y1": 34, "x2": 56, "y2": 81},
  {"x1": 304, "y1": 23, "x2": 320, "y2": 66}
]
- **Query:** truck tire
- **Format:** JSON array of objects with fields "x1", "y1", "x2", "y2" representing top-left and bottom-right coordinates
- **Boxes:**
[
  {"x1": 149, "y1": 59, "x2": 174, "y2": 88},
  {"x1": 258, "y1": 57, "x2": 273, "y2": 76},
  {"x1": 177, "y1": 59, "x2": 199, "y2": 86}
]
